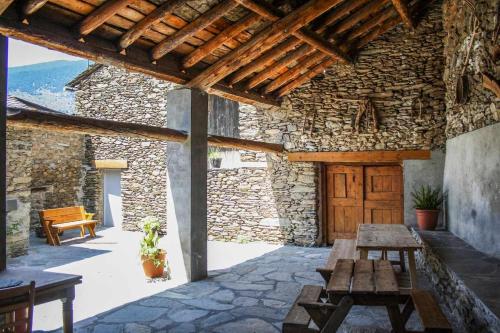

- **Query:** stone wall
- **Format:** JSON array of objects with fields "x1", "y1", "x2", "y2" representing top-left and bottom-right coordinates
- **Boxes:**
[
  {"x1": 443, "y1": 0, "x2": 500, "y2": 138},
  {"x1": 6, "y1": 128, "x2": 32, "y2": 257},
  {"x1": 231, "y1": 2, "x2": 447, "y2": 245},
  {"x1": 74, "y1": 66, "x2": 176, "y2": 232},
  {"x1": 29, "y1": 130, "x2": 86, "y2": 230}
]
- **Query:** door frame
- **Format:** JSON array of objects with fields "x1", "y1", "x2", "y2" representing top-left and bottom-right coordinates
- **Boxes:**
[{"x1": 319, "y1": 162, "x2": 404, "y2": 245}]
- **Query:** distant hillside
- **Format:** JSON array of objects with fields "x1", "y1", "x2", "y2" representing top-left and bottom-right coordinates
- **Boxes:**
[{"x1": 8, "y1": 60, "x2": 91, "y2": 113}]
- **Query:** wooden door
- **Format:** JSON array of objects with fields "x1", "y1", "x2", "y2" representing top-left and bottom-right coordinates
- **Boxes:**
[
  {"x1": 325, "y1": 165, "x2": 403, "y2": 243},
  {"x1": 326, "y1": 165, "x2": 363, "y2": 243},
  {"x1": 364, "y1": 166, "x2": 403, "y2": 225}
]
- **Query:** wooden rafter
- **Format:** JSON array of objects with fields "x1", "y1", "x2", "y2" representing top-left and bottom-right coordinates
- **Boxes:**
[
  {"x1": 246, "y1": 44, "x2": 313, "y2": 89},
  {"x1": 182, "y1": 12, "x2": 261, "y2": 68},
  {"x1": 391, "y1": 0, "x2": 415, "y2": 29},
  {"x1": 22, "y1": 0, "x2": 48, "y2": 16},
  {"x1": 229, "y1": 38, "x2": 300, "y2": 85},
  {"x1": 234, "y1": 0, "x2": 351, "y2": 63},
  {"x1": 263, "y1": 51, "x2": 326, "y2": 94},
  {"x1": 77, "y1": 0, "x2": 134, "y2": 36},
  {"x1": 344, "y1": 6, "x2": 397, "y2": 41},
  {"x1": 0, "y1": 0, "x2": 13, "y2": 15},
  {"x1": 7, "y1": 108, "x2": 284, "y2": 153},
  {"x1": 187, "y1": 0, "x2": 345, "y2": 90},
  {"x1": 0, "y1": 11, "x2": 279, "y2": 106},
  {"x1": 277, "y1": 57, "x2": 334, "y2": 97},
  {"x1": 118, "y1": 0, "x2": 189, "y2": 50},
  {"x1": 314, "y1": 0, "x2": 371, "y2": 33},
  {"x1": 151, "y1": 0, "x2": 239, "y2": 60}
]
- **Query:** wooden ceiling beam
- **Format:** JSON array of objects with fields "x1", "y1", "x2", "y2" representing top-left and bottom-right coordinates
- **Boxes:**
[
  {"x1": 246, "y1": 44, "x2": 313, "y2": 89},
  {"x1": 77, "y1": 0, "x2": 134, "y2": 36},
  {"x1": 229, "y1": 37, "x2": 301, "y2": 85},
  {"x1": 263, "y1": 50, "x2": 326, "y2": 93},
  {"x1": 344, "y1": 6, "x2": 397, "y2": 41},
  {"x1": 7, "y1": 108, "x2": 284, "y2": 153},
  {"x1": 276, "y1": 57, "x2": 335, "y2": 97},
  {"x1": 390, "y1": 0, "x2": 415, "y2": 29},
  {"x1": 288, "y1": 150, "x2": 431, "y2": 163},
  {"x1": 187, "y1": 0, "x2": 344, "y2": 90},
  {"x1": 118, "y1": 0, "x2": 189, "y2": 50},
  {"x1": 151, "y1": 0, "x2": 239, "y2": 60},
  {"x1": 327, "y1": 0, "x2": 389, "y2": 39},
  {"x1": 0, "y1": 12, "x2": 279, "y2": 107},
  {"x1": 234, "y1": 0, "x2": 351, "y2": 63},
  {"x1": 0, "y1": 0, "x2": 13, "y2": 15},
  {"x1": 313, "y1": 0, "x2": 371, "y2": 33},
  {"x1": 182, "y1": 12, "x2": 260, "y2": 68},
  {"x1": 22, "y1": 0, "x2": 49, "y2": 16}
]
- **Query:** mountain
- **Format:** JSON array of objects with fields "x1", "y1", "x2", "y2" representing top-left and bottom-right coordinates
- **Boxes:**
[{"x1": 8, "y1": 60, "x2": 91, "y2": 113}]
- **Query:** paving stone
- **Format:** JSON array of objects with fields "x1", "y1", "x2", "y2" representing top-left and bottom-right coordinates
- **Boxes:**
[
  {"x1": 265, "y1": 272, "x2": 294, "y2": 282},
  {"x1": 156, "y1": 291, "x2": 193, "y2": 300},
  {"x1": 213, "y1": 318, "x2": 280, "y2": 333},
  {"x1": 173, "y1": 282, "x2": 220, "y2": 297},
  {"x1": 102, "y1": 305, "x2": 168, "y2": 323},
  {"x1": 150, "y1": 318, "x2": 172, "y2": 330},
  {"x1": 262, "y1": 299, "x2": 288, "y2": 308},
  {"x1": 230, "y1": 306, "x2": 286, "y2": 320},
  {"x1": 124, "y1": 323, "x2": 151, "y2": 333},
  {"x1": 238, "y1": 274, "x2": 267, "y2": 283},
  {"x1": 93, "y1": 324, "x2": 123, "y2": 333},
  {"x1": 181, "y1": 298, "x2": 235, "y2": 310},
  {"x1": 168, "y1": 309, "x2": 209, "y2": 322},
  {"x1": 233, "y1": 296, "x2": 259, "y2": 307},
  {"x1": 168, "y1": 323, "x2": 196, "y2": 333},
  {"x1": 200, "y1": 312, "x2": 235, "y2": 327},
  {"x1": 265, "y1": 282, "x2": 302, "y2": 302},
  {"x1": 237, "y1": 290, "x2": 264, "y2": 297},
  {"x1": 139, "y1": 297, "x2": 183, "y2": 309},
  {"x1": 210, "y1": 273, "x2": 240, "y2": 282},
  {"x1": 221, "y1": 282, "x2": 274, "y2": 291},
  {"x1": 209, "y1": 289, "x2": 235, "y2": 303}
]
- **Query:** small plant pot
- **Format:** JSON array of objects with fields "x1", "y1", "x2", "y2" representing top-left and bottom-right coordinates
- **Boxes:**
[
  {"x1": 416, "y1": 209, "x2": 440, "y2": 230},
  {"x1": 141, "y1": 250, "x2": 166, "y2": 278},
  {"x1": 210, "y1": 158, "x2": 222, "y2": 168}
]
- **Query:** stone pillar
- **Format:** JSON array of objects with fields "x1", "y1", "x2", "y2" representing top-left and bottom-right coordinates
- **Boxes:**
[{"x1": 166, "y1": 88, "x2": 208, "y2": 282}]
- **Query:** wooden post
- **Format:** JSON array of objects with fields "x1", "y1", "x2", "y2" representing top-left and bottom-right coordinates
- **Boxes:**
[{"x1": 0, "y1": 36, "x2": 7, "y2": 271}]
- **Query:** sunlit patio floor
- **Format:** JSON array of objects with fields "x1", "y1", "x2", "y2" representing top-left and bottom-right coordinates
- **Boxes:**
[{"x1": 8, "y1": 227, "x2": 463, "y2": 333}]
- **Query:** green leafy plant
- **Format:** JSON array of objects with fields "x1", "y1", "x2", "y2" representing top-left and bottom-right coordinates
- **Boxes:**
[
  {"x1": 411, "y1": 185, "x2": 443, "y2": 210},
  {"x1": 140, "y1": 216, "x2": 164, "y2": 268},
  {"x1": 208, "y1": 147, "x2": 221, "y2": 160}
]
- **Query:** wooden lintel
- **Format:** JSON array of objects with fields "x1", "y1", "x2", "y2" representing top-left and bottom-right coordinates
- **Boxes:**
[
  {"x1": 92, "y1": 159, "x2": 128, "y2": 169},
  {"x1": 0, "y1": 11, "x2": 279, "y2": 107},
  {"x1": 7, "y1": 108, "x2": 284, "y2": 154},
  {"x1": 287, "y1": 150, "x2": 431, "y2": 163}
]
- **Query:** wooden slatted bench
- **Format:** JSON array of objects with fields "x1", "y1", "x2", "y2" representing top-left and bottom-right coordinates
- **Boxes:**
[
  {"x1": 39, "y1": 206, "x2": 97, "y2": 246},
  {"x1": 402, "y1": 290, "x2": 452, "y2": 333},
  {"x1": 316, "y1": 239, "x2": 360, "y2": 282},
  {"x1": 283, "y1": 285, "x2": 353, "y2": 333}
]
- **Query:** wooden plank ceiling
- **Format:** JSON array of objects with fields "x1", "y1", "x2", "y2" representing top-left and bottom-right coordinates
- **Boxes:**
[{"x1": 0, "y1": 0, "x2": 433, "y2": 106}]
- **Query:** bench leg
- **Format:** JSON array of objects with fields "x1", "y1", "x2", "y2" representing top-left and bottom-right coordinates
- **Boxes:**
[
  {"x1": 319, "y1": 296, "x2": 353, "y2": 333},
  {"x1": 79, "y1": 226, "x2": 86, "y2": 238},
  {"x1": 386, "y1": 303, "x2": 405, "y2": 333},
  {"x1": 87, "y1": 224, "x2": 96, "y2": 238},
  {"x1": 51, "y1": 229, "x2": 61, "y2": 246}
]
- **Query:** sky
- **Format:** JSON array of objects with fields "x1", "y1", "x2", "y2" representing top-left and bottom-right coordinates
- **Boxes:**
[{"x1": 8, "y1": 39, "x2": 83, "y2": 67}]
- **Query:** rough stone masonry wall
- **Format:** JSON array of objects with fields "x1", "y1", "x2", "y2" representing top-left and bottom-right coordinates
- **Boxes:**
[
  {"x1": 443, "y1": 0, "x2": 500, "y2": 138},
  {"x1": 29, "y1": 130, "x2": 86, "y2": 231},
  {"x1": 75, "y1": 66, "x2": 175, "y2": 232},
  {"x1": 222, "y1": 2, "x2": 447, "y2": 245},
  {"x1": 6, "y1": 128, "x2": 32, "y2": 257}
]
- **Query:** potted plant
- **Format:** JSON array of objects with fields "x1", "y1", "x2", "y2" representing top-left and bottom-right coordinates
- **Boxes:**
[
  {"x1": 140, "y1": 216, "x2": 166, "y2": 278},
  {"x1": 208, "y1": 148, "x2": 222, "y2": 168},
  {"x1": 411, "y1": 185, "x2": 443, "y2": 231}
]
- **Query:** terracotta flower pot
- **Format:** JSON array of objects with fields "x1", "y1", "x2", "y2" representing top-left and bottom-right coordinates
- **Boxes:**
[
  {"x1": 141, "y1": 250, "x2": 166, "y2": 278},
  {"x1": 416, "y1": 209, "x2": 440, "y2": 230}
]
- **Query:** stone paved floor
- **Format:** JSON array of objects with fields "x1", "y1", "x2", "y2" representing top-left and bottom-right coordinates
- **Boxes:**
[{"x1": 9, "y1": 228, "x2": 465, "y2": 333}]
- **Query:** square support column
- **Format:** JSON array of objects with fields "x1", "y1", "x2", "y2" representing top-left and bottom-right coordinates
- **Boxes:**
[
  {"x1": 0, "y1": 36, "x2": 7, "y2": 271},
  {"x1": 166, "y1": 88, "x2": 208, "y2": 282}
]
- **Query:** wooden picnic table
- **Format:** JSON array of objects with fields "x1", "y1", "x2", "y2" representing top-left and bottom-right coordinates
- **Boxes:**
[
  {"x1": 327, "y1": 259, "x2": 407, "y2": 333},
  {"x1": 356, "y1": 224, "x2": 422, "y2": 290},
  {"x1": 0, "y1": 268, "x2": 82, "y2": 333}
]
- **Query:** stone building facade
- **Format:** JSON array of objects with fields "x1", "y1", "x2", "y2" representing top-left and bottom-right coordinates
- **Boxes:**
[{"x1": 6, "y1": 97, "x2": 86, "y2": 257}]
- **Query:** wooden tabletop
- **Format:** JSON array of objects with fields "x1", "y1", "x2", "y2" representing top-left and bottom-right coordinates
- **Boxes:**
[
  {"x1": 0, "y1": 267, "x2": 82, "y2": 293},
  {"x1": 356, "y1": 224, "x2": 422, "y2": 251}
]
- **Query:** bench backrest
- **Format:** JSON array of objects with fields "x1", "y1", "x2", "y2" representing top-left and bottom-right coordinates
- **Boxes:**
[{"x1": 39, "y1": 206, "x2": 86, "y2": 225}]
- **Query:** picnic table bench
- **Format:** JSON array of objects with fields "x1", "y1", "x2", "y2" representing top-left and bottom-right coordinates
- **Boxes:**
[
  {"x1": 39, "y1": 206, "x2": 97, "y2": 246},
  {"x1": 284, "y1": 259, "x2": 452, "y2": 333},
  {"x1": 316, "y1": 239, "x2": 359, "y2": 282}
]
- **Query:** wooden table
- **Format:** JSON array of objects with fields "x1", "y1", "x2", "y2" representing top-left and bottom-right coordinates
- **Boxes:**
[
  {"x1": 356, "y1": 224, "x2": 422, "y2": 289},
  {"x1": 327, "y1": 259, "x2": 407, "y2": 333},
  {"x1": 0, "y1": 268, "x2": 82, "y2": 333}
]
